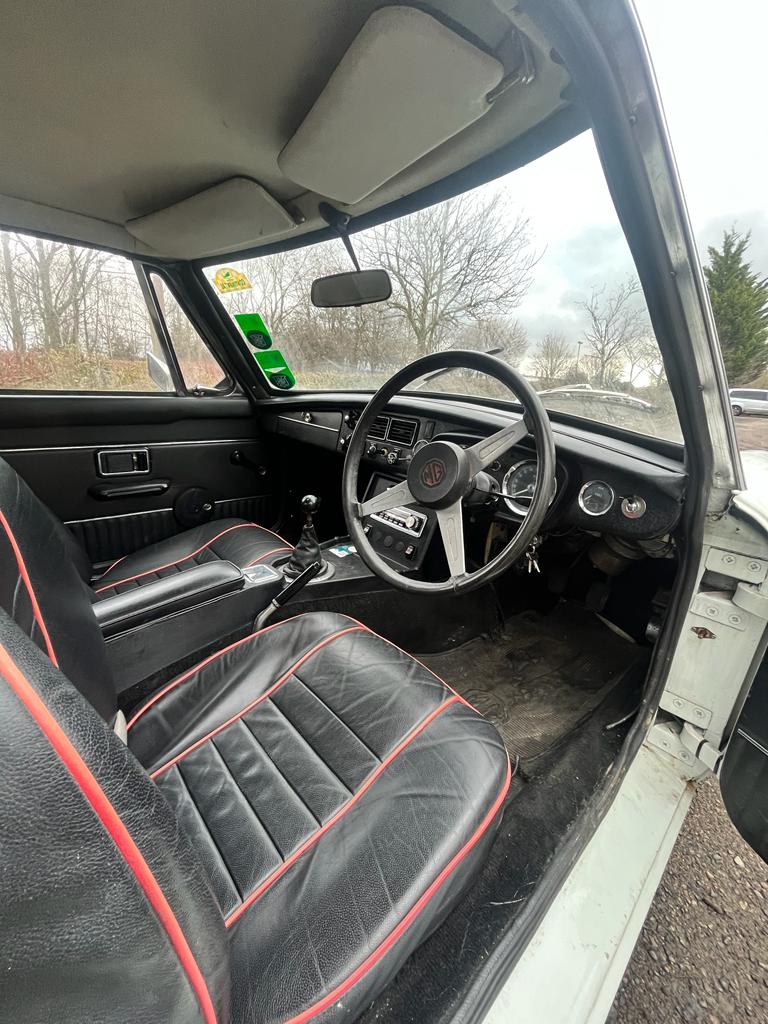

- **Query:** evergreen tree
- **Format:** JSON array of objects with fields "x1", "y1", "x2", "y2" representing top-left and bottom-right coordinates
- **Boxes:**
[{"x1": 704, "y1": 229, "x2": 768, "y2": 384}]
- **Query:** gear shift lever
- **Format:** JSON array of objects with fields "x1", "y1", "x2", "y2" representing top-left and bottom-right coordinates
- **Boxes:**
[{"x1": 283, "y1": 495, "x2": 327, "y2": 578}]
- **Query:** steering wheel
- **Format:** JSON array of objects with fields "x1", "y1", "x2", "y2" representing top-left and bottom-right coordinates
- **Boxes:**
[{"x1": 343, "y1": 350, "x2": 556, "y2": 594}]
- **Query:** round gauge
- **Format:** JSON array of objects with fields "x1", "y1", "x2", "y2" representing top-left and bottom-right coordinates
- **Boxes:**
[
  {"x1": 578, "y1": 480, "x2": 615, "y2": 517},
  {"x1": 502, "y1": 460, "x2": 539, "y2": 516}
]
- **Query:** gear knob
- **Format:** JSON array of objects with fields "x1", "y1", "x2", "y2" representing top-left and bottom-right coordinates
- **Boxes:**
[{"x1": 301, "y1": 494, "x2": 320, "y2": 516}]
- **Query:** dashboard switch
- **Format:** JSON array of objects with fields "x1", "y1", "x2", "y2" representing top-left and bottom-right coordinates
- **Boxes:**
[{"x1": 621, "y1": 495, "x2": 647, "y2": 519}]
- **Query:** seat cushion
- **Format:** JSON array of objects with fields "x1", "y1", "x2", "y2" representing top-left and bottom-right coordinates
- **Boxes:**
[
  {"x1": 128, "y1": 612, "x2": 510, "y2": 1024},
  {"x1": 92, "y1": 518, "x2": 292, "y2": 599}
]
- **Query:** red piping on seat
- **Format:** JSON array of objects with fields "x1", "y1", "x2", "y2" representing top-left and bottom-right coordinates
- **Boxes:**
[
  {"x1": 245, "y1": 546, "x2": 292, "y2": 567},
  {"x1": 225, "y1": 695, "x2": 459, "y2": 927},
  {"x1": 98, "y1": 554, "x2": 126, "y2": 579},
  {"x1": 150, "y1": 624, "x2": 364, "y2": 778},
  {"x1": 284, "y1": 755, "x2": 512, "y2": 1024},
  {"x1": 126, "y1": 616, "x2": 301, "y2": 731},
  {"x1": 0, "y1": 640, "x2": 218, "y2": 1024},
  {"x1": 94, "y1": 522, "x2": 292, "y2": 593},
  {"x1": 0, "y1": 509, "x2": 58, "y2": 667}
]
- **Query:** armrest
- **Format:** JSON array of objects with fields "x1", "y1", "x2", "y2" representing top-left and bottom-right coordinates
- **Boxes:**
[{"x1": 94, "y1": 560, "x2": 245, "y2": 637}]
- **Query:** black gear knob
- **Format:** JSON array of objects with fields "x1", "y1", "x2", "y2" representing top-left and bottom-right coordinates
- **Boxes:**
[{"x1": 283, "y1": 494, "x2": 326, "y2": 579}]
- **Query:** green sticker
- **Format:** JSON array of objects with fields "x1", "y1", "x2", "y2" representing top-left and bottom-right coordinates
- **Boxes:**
[
  {"x1": 253, "y1": 349, "x2": 296, "y2": 390},
  {"x1": 234, "y1": 312, "x2": 273, "y2": 350}
]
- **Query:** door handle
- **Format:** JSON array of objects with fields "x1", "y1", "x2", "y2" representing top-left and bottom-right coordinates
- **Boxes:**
[{"x1": 89, "y1": 480, "x2": 170, "y2": 500}]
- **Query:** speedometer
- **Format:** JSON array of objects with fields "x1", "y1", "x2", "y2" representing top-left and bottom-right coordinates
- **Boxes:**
[{"x1": 502, "y1": 460, "x2": 539, "y2": 516}]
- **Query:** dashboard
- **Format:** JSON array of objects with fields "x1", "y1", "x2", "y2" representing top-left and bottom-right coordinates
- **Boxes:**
[{"x1": 265, "y1": 395, "x2": 686, "y2": 543}]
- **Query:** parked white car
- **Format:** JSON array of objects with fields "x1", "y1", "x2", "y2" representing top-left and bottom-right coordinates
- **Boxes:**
[{"x1": 730, "y1": 388, "x2": 768, "y2": 415}]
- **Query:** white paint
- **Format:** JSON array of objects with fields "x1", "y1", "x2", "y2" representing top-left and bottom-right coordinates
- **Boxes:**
[{"x1": 483, "y1": 745, "x2": 692, "y2": 1024}]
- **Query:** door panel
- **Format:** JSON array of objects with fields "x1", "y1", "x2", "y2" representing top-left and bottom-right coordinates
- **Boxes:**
[
  {"x1": 0, "y1": 394, "x2": 281, "y2": 566},
  {"x1": 720, "y1": 654, "x2": 768, "y2": 863}
]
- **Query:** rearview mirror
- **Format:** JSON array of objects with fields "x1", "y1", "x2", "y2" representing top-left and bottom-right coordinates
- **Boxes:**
[{"x1": 311, "y1": 269, "x2": 391, "y2": 308}]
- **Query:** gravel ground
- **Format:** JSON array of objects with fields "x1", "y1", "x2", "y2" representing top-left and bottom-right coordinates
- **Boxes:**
[
  {"x1": 734, "y1": 415, "x2": 768, "y2": 451},
  {"x1": 608, "y1": 777, "x2": 768, "y2": 1023}
]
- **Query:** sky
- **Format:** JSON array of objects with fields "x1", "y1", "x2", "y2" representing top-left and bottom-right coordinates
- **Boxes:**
[{"x1": 503, "y1": 0, "x2": 768, "y2": 348}]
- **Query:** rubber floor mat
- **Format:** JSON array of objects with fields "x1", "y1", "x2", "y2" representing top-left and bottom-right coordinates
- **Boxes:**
[{"x1": 419, "y1": 604, "x2": 645, "y2": 761}]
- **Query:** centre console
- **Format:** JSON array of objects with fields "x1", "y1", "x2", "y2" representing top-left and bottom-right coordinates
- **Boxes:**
[{"x1": 362, "y1": 473, "x2": 436, "y2": 570}]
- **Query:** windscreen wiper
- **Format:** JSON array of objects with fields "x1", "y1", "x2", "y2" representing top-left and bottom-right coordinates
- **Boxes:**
[{"x1": 410, "y1": 347, "x2": 503, "y2": 390}]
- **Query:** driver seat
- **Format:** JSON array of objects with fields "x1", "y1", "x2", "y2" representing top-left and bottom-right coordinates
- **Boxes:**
[{"x1": 0, "y1": 459, "x2": 510, "y2": 1023}]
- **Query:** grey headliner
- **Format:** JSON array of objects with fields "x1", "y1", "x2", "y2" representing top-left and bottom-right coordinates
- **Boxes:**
[{"x1": 0, "y1": 0, "x2": 571, "y2": 259}]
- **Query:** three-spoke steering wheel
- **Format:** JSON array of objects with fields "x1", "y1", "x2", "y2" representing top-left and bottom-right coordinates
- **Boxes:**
[{"x1": 342, "y1": 350, "x2": 556, "y2": 594}]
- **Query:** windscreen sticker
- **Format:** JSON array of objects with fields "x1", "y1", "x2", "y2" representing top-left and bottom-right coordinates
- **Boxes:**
[
  {"x1": 253, "y1": 349, "x2": 295, "y2": 390},
  {"x1": 213, "y1": 267, "x2": 251, "y2": 292},
  {"x1": 234, "y1": 311, "x2": 273, "y2": 350}
]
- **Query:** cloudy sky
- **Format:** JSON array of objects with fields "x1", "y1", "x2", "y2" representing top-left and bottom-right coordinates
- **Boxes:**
[{"x1": 507, "y1": 0, "x2": 768, "y2": 347}]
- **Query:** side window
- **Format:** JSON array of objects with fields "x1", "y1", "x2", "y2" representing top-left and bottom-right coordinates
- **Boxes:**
[
  {"x1": 149, "y1": 273, "x2": 228, "y2": 391},
  {"x1": 0, "y1": 230, "x2": 169, "y2": 392}
]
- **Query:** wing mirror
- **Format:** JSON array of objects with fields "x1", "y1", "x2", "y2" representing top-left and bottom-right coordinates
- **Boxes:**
[
  {"x1": 311, "y1": 269, "x2": 391, "y2": 308},
  {"x1": 146, "y1": 350, "x2": 174, "y2": 392}
]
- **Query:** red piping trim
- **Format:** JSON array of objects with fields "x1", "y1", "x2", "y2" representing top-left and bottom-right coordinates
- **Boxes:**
[
  {"x1": 0, "y1": 640, "x2": 218, "y2": 1024},
  {"x1": 350, "y1": 618, "x2": 478, "y2": 713},
  {"x1": 225, "y1": 695, "x2": 460, "y2": 928},
  {"x1": 284, "y1": 755, "x2": 511, "y2": 1024},
  {"x1": 253, "y1": 525, "x2": 293, "y2": 548},
  {"x1": 126, "y1": 615, "x2": 301, "y2": 731},
  {"x1": 99, "y1": 554, "x2": 126, "y2": 579},
  {"x1": 150, "y1": 625, "x2": 364, "y2": 778},
  {"x1": 245, "y1": 546, "x2": 292, "y2": 567},
  {"x1": 0, "y1": 509, "x2": 58, "y2": 667},
  {"x1": 94, "y1": 522, "x2": 292, "y2": 593}
]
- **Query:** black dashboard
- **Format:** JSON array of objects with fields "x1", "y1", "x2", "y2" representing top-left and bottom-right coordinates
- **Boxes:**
[{"x1": 265, "y1": 395, "x2": 686, "y2": 543}]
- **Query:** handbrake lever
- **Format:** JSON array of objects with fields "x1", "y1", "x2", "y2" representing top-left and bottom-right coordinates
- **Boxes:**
[{"x1": 254, "y1": 560, "x2": 322, "y2": 630}]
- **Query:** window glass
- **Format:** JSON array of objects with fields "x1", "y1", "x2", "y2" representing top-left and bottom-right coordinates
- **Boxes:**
[
  {"x1": 0, "y1": 231, "x2": 168, "y2": 391},
  {"x1": 205, "y1": 131, "x2": 683, "y2": 444},
  {"x1": 150, "y1": 274, "x2": 227, "y2": 390}
]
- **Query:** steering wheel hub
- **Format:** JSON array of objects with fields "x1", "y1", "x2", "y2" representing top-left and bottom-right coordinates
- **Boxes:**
[{"x1": 407, "y1": 440, "x2": 471, "y2": 509}]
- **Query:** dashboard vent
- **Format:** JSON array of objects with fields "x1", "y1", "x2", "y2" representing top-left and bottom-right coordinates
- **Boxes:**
[
  {"x1": 369, "y1": 415, "x2": 389, "y2": 440},
  {"x1": 387, "y1": 417, "x2": 418, "y2": 447}
]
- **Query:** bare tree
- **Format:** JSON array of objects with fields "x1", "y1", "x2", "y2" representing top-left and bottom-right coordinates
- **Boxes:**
[
  {"x1": 622, "y1": 333, "x2": 649, "y2": 388},
  {"x1": 457, "y1": 317, "x2": 529, "y2": 366},
  {"x1": 578, "y1": 279, "x2": 647, "y2": 388},
  {"x1": 225, "y1": 247, "x2": 322, "y2": 341},
  {"x1": 0, "y1": 233, "x2": 26, "y2": 352},
  {"x1": 361, "y1": 191, "x2": 537, "y2": 358},
  {"x1": 532, "y1": 331, "x2": 572, "y2": 387}
]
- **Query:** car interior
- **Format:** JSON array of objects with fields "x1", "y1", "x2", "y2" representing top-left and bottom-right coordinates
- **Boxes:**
[{"x1": 0, "y1": 2, "x2": 689, "y2": 1023}]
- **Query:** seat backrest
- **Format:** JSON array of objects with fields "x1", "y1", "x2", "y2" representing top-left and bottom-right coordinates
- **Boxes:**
[
  {"x1": 0, "y1": 608, "x2": 230, "y2": 1023},
  {"x1": 0, "y1": 456, "x2": 117, "y2": 719}
]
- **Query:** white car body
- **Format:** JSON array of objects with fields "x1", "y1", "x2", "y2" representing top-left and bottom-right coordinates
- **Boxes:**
[{"x1": 730, "y1": 388, "x2": 768, "y2": 415}]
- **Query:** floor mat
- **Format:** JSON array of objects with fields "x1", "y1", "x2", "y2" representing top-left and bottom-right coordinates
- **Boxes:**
[{"x1": 420, "y1": 603, "x2": 646, "y2": 761}]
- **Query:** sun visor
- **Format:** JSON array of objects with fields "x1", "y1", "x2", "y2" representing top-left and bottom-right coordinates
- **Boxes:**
[
  {"x1": 125, "y1": 178, "x2": 296, "y2": 258},
  {"x1": 278, "y1": 7, "x2": 503, "y2": 205}
]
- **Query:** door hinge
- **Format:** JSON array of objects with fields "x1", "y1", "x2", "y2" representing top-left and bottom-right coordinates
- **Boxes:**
[
  {"x1": 679, "y1": 722, "x2": 723, "y2": 771},
  {"x1": 647, "y1": 720, "x2": 723, "y2": 773}
]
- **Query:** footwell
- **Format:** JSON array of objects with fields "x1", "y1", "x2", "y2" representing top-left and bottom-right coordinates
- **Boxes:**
[{"x1": 420, "y1": 602, "x2": 648, "y2": 761}]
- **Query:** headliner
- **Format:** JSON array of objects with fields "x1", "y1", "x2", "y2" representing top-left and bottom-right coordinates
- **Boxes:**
[{"x1": 0, "y1": 1, "x2": 573, "y2": 259}]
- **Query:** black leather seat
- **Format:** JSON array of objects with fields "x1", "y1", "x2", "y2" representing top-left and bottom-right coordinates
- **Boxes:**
[{"x1": 0, "y1": 458, "x2": 510, "y2": 1023}]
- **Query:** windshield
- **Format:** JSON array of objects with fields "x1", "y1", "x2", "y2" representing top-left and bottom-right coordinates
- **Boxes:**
[{"x1": 205, "y1": 130, "x2": 682, "y2": 444}]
